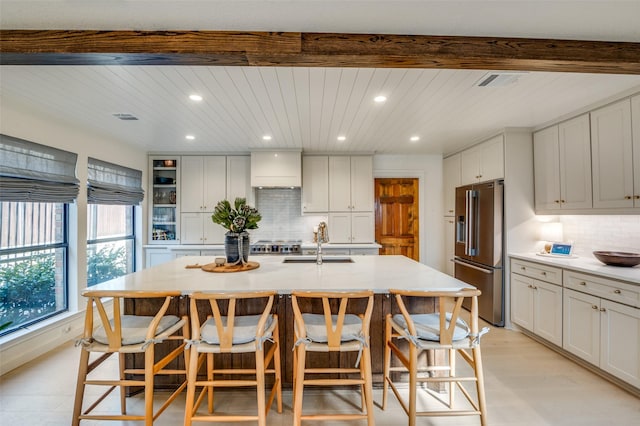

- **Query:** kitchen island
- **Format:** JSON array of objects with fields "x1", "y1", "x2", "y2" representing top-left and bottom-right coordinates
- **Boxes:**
[{"x1": 90, "y1": 255, "x2": 474, "y2": 386}]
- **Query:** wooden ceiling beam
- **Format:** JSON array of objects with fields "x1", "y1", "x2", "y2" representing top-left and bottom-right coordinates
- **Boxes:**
[{"x1": 1, "y1": 30, "x2": 639, "y2": 74}]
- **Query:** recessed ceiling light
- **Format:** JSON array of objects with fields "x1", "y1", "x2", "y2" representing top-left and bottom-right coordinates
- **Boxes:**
[
  {"x1": 185, "y1": 135, "x2": 195, "y2": 140},
  {"x1": 410, "y1": 136, "x2": 420, "y2": 142},
  {"x1": 337, "y1": 135, "x2": 346, "y2": 141},
  {"x1": 189, "y1": 94, "x2": 203, "y2": 101},
  {"x1": 374, "y1": 95, "x2": 387, "y2": 103},
  {"x1": 262, "y1": 135, "x2": 272, "y2": 141}
]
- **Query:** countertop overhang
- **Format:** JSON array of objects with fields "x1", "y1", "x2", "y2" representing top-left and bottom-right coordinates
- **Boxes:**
[{"x1": 88, "y1": 255, "x2": 470, "y2": 295}]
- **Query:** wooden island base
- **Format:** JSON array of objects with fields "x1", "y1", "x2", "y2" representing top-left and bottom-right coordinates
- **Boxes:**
[{"x1": 125, "y1": 293, "x2": 434, "y2": 388}]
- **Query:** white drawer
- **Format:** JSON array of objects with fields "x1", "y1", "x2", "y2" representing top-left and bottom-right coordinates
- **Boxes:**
[
  {"x1": 511, "y1": 258, "x2": 562, "y2": 286},
  {"x1": 564, "y1": 270, "x2": 640, "y2": 308}
]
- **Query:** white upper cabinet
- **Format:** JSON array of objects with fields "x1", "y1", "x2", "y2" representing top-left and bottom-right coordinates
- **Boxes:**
[
  {"x1": 350, "y1": 156, "x2": 374, "y2": 211},
  {"x1": 181, "y1": 156, "x2": 226, "y2": 212},
  {"x1": 329, "y1": 156, "x2": 352, "y2": 211},
  {"x1": 632, "y1": 94, "x2": 640, "y2": 207},
  {"x1": 443, "y1": 154, "x2": 460, "y2": 216},
  {"x1": 460, "y1": 135, "x2": 504, "y2": 185},
  {"x1": 302, "y1": 156, "x2": 329, "y2": 213},
  {"x1": 226, "y1": 156, "x2": 253, "y2": 205},
  {"x1": 591, "y1": 99, "x2": 635, "y2": 209},
  {"x1": 534, "y1": 114, "x2": 592, "y2": 211},
  {"x1": 329, "y1": 156, "x2": 373, "y2": 212}
]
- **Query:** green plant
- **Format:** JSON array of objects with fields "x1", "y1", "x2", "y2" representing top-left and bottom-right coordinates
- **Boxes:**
[
  {"x1": 0, "y1": 254, "x2": 57, "y2": 329},
  {"x1": 87, "y1": 245, "x2": 127, "y2": 286},
  {"x1": 211, "y1": 197, "x2": 261, "y2": 233}
]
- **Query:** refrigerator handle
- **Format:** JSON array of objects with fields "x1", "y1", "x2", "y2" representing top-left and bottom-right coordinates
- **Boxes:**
[
  {"x1": 453, "y1": 259, "x2": 492, "y2": 274},
  {"x1": 465, "y1": 190, "x2": 477, "y2": 256}
]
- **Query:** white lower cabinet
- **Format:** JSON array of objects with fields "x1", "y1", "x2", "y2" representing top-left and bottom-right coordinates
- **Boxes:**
[
  {"x1": 511, "y1": 266, "x2": 563, "y2": 347},
  {"x1": 145, "y1": 247, "x2": 226, "y2": 267},
  {"x1": 564, "y1": 288, "x2": 640, "y2": 388},
  {"x1": 511, "y1": 256, "x2": 640, "y2": 390},
  {"x1": 145, "y1": 248, "x2": 176, "y2": 268},
  {"x1": 563, "y1": 288, "x2": 601, "y2": 365},
  {"x1": 328, "y1": 212, "x2": 374, "y2": 243}
]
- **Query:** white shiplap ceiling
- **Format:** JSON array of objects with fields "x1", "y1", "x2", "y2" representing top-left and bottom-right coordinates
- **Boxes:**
[
  {"x1": 2, "y1": 66, "x2": 640, "y2": 155},
  {"x1": 2, "y1": 1, "x2": 640, "y2": 155}
]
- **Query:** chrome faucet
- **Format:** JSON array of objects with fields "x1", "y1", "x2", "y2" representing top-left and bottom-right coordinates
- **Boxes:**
[{"x1": 316, "y1": 221, "x2": 329, "y2": 265}]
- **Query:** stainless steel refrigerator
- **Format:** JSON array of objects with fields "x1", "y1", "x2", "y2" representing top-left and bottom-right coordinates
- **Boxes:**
[{"x1": 454, "y1": 179, "x2": 504, "y2": 326}]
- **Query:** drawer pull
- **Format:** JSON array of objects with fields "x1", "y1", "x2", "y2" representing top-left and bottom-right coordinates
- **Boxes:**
[
  {"x1": 614, "y1": 289, "x2": 621, "y2": 294},
  {"x1": 541, "y1": 271, "x2": 546, "y2": 276},
  {"x1": 521, "y1": 266, "x2": 526, "y2": 271},
  {"x1": 579, "y1": 281, "x2": 586, "y2": 286}
]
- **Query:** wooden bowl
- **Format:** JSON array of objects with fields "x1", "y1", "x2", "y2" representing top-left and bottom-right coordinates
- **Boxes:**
[{"x1": 593, "y1": 251, "x2": 640, "y2": 267}]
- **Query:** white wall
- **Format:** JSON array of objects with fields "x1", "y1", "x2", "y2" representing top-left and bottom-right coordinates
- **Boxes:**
[
  {"x1": 373, "y1": 154, "x2": 443, "y2": 268},
  {"x1": 0, "y1": 101, "x2": 147, "y2": 374}
]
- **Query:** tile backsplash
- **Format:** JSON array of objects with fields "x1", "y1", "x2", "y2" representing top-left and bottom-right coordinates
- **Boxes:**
[
  {"x1": 559, "y1": 215, "x2": 640, "y2": 256},
  {"x1": 250, "y1": 188, "x2": 326, "y2": 242}
]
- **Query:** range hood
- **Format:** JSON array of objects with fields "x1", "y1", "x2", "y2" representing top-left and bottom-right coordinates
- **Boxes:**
[{"x1": 250, "y1": 150, "x2": 301, "y2": 187}]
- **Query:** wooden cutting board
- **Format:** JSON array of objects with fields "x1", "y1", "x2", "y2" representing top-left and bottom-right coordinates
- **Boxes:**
[{"x1": 197, "y1": 261, "x2": 260, "y2": 273}]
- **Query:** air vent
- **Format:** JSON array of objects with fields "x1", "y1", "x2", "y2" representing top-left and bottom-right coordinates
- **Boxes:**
[
  {"x1": 476, "y1": 72, "x2": 527, "y2": 87},
  {"x1": 112, "y1": 113, "x2": 139, "y2": 121}
]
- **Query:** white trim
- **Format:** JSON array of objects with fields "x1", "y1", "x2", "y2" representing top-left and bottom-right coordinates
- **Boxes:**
[{"x1": 0, "y1": 311, "x2": 84, "y2": 375}]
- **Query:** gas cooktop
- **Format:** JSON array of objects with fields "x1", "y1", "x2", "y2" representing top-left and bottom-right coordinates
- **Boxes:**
[{"x1": 250, "y1": 240, "x2": 302, "y2": 255}]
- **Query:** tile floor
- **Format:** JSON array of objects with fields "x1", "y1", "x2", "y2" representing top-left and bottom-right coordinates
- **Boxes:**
[{"x1": 1, "y1": 324, "x2": 639, "y2": 425}]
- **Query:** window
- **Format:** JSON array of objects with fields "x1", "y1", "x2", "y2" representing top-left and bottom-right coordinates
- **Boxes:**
[
  {"x1": 87, "y1": 205, "x2": 135, "y2": 286},
  {"x1": 0, "y1": 202, "x2": 68, "y2": 335},
  {"x1": 0, "y1": 134, "x2": 78, "y2": 336},
  {"x1": 86, "y1": 158, "x2": 143, "y2": 286}
]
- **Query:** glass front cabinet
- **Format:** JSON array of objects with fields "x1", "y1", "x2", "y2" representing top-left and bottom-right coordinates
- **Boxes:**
[{"x1": 149, "y1": 157, "x2": 180, "y2": 244}]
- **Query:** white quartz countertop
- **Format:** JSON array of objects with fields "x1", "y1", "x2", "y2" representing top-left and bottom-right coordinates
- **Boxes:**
[
  {"x1": 509, "y1": 253, "x2": 640, "y2": 284},
  {"x1": 143, "y1": 243, "x2": 381, "y2": 250},
  {"x1": 88, "y1": 255, "x2": 472, "y2": 294}
]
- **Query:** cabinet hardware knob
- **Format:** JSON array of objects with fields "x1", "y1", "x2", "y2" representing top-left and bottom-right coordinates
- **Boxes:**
[
  {"x1": 532, "y1": 286, "x2": 538, "y2": 290},
  {"x1": 560, "y1": 200, "x2": 565, "y2": 203},
  {"x1": 541, "y1": 271, "x2": 546, "y2": 275},
  {"x1": 448, "y1": 209, "x2": 454, "y2": 213},
  {"x1": 635, "y1": 195, "x2": 640, "y2": 199},
  {"x1": 592, "y1": 305, "x2": 598, "y2": 310},
  {"x1": 521, "y1": 266, "x2": 526, "y2": 270},
  {"x1": 600, "y1": 308, "x2": 606, "y2": 312},
  {"x1": 554, "y1": 200, "x2": 560, "y2": 203},
  {"x1": 448, "y1": 220, "x2": 454, "y2": 224},
  {"x1": 624, "y1": 195, "x2": 632, "y2": 200},
  {"x1": 579, "y1": 281, "x2": 586, "y2": 286},
  {"x1": 614, "y1": 289, "x2": 621, "y2": 294}
]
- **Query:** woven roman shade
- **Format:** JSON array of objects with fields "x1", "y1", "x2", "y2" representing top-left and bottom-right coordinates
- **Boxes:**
[
  {"x1": 0, "y1": 134, "x2": 80, "y2": 203},
  {"x1": 87, "y1": 157, "x2": 144, "y2": 205}
]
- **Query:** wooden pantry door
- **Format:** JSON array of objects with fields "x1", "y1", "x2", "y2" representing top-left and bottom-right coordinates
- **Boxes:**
[{"x1": 374, "y1": 178, "x2": 419, "y2": 261}]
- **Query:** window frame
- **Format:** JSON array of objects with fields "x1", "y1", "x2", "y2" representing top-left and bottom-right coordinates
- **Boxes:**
[
  {"x1": 86, "y1": 203, "x2": 136, "y2": 287},
  {"x1": 0, "y1": 203, "x2": 69, "y2": 337}
]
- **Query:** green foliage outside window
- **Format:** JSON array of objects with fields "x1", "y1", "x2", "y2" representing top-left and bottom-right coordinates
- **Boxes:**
[
  {"x1": 0, "y1": 254, "x2": 56, "y2": 329},
  {"x1": 87, "y1": 245, "x2": 127, "y2": 286}
]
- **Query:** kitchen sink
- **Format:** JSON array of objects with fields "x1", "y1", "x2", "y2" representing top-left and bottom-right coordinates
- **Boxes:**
[{"x1": 282, "y1": 255, "x2": 354, "y2": 263}]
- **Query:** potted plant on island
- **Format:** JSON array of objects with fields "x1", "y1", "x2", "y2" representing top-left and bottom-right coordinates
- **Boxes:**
[{"x1": 211, "y1": 197, "x2": 261, "y2": 265}]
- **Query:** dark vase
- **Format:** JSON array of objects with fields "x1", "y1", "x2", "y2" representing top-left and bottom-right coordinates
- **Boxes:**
[{"x1": 224, "y1": 231, "x2": 250, "y2": 264}]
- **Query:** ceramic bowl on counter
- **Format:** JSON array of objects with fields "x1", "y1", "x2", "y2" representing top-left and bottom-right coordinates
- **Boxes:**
[{"x1": 593, "y1": 251, "x2": 640, "y2": 267}]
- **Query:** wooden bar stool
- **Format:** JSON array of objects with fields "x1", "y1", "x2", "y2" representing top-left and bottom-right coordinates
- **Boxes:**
[
  {"x1": 291, "y1": 290, "x2": 375, "y2": 426},
  {"x1": 183, "y1": 290, "x2": 282, "y2": 426},
  {"x1": 382, "y1": 288, "x2": 489, "y2": 426},
  {"x1": 72, "y1": 290, "x2": 189, "y2": 426}
]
